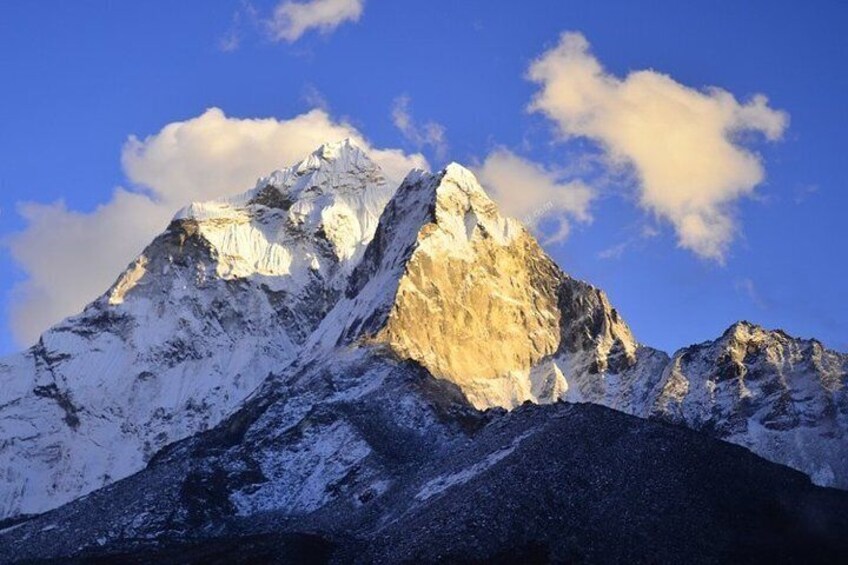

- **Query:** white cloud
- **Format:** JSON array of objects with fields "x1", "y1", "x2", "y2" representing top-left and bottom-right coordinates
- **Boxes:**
[
  {"x1": 475, "y1": 148, "x2": 594, "y2": 244},
  {"x1": 268, "y1": 0, "x2": 364, "y2": 43},
  {"x1": 527, "y1": 32, "x2": 788, "y2": 261},
  {"x1": 7, "y1": 107, "x2": 425, "y2": 347},
  {"x1": 121, "y1": 107, "x2": 421, "y2": 202},
  {"x1": 391, "y1": 95, "x2": 448, "y2": 160},
  {"x1": 8, "y1": 192, "x2": 167, "y2": 348}
]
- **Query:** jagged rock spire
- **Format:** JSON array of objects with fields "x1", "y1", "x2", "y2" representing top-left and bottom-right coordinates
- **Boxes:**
[{"x1": 308, "y1": 162, "x2": 648, "y2": 410}]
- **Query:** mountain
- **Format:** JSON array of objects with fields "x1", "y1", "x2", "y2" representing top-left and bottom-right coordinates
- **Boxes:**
[
  {"x1": 650, "y1": 320, "x2": 848, "y2": 488},
  {"x1": 2, "y1": 354, "x2": 847, "y2": 563},
  {"x1": 0, "y1": 141, "x2": 846, "y2": 562},
  {"x1": 306, "y1": 163, "x2": 668, "y2": 411},
  {"x1": 0, "y1": 140, "x2": 393, "y2": 519}
]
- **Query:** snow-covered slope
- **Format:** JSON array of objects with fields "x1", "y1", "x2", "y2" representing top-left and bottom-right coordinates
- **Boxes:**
[
  {"x1": 0, "y1": 140, "x2": 394, "y2": 520},
  {"x1": 650, "y1": 321, "x2": 848, "y2": 488}
]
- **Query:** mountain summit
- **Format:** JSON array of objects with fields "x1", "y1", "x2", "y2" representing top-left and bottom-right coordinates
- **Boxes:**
[
  {"x1": 1, "y1": 142, "x2": 846, "y2": 561},
  {"x1": 307, "y1": 162, "x2": 662, "y2": 410},
  {"x1": 651, "y1": 320, "x2": 848, "y2": 487},
  {"x1": 0, "y1": 140, "x2": 393, "y2": 519}
]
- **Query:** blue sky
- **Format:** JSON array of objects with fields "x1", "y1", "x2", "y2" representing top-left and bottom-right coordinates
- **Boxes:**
[{"x1": 1, "y1": 0, "x2": 846, "y2": 356}]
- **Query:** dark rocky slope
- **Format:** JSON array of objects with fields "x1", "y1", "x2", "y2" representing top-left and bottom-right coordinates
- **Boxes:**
[{"x1": 2, "y1": 354, "x2": 847, "y2": 564}]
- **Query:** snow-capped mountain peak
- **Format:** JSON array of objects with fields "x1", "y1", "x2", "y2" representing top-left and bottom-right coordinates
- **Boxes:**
[
  {"x1": 650, "y1": 320, "x2": 848, "y2": 487},
  {"x1": 0, "y1": 141, "x2": 396, "y2": 520},
  {"x1": 307, "y1": 163, "x2": 650, "y2": 411},
  {"x1": 163, "y1": 138, "x2": 392, "y2": 292},
  {"x1": 1, "y1": 141, "x2": 846, "y2": 533}
]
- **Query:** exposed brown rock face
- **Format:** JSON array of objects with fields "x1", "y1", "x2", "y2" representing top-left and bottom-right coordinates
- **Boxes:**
[
  {"x1": 347, "y1": 164, "x2": 645, "y2": 409},
  {"x1": 377, "y1": 222, "x2": 562, "y2": 408}
]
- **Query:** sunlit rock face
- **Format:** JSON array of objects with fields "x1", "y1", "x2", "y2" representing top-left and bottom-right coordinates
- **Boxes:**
[
  {"x1": 329, "y1": 163, "x2": 661, "y2": 410},
  {"x1": 0, "y1": 140, "x2": 393, "y2": 520},
  {"x1": 375, "y1": 165, "x2": 562, "y2": 408},
  {"x1": 651, "y1": 321, "x2": 848, "y2": 488}
]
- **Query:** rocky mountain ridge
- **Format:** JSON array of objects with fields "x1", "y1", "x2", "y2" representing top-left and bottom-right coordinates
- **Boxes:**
[
  {"x1": 651, "y1": 320, "x2": 848, "y2": 487},
  {"x1": 304, "y1": 163, "x2": 656, "y2": 411},
  {"x1": 0, "y1": 138, "x2": 845, "y2": 548}
]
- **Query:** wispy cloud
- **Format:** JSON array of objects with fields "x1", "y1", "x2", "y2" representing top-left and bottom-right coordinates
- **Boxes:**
[
  {"x1": 794, "y1": 184, "x2": 819, "y2": 205},
  {"x1": 267, "y1": 0, "x2": 364, "y2": 43},
  {"x1": 735, "y1": 277, "x2": 768, "y2": 310},
  {"x1": 391, "y1": 95, "x2": 448, "y2": 161},
  {"x1": 475, "y1": 148, "x2": 594, "y2": 245},
  {"x1": 301, "y1": 83, "x2": 330, "y2": 110},
  {"x1": 218, "y1": 1, "x2": 258, "y2": 52},
  {"x1": 6, "y1": 107, "x2": 425, "y2": 346},
  {"x1": 598, "y1": 224, "x2": 660, "y2": 260},
  {"x1": 528, "y1": 32, "x2": 788, "y2": 262},
  {"x1": 219, "y1": 31, "x2": 241, "y2": 52},
  {"x1": 597, "y1": 241, "x2": 629, "y2": 261}
]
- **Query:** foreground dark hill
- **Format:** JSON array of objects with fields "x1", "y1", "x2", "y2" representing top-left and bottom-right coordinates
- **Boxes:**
[{"x1": 1, "y1": 352, "x2": 847, "y2": 564}]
